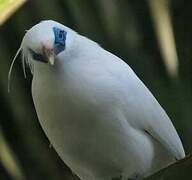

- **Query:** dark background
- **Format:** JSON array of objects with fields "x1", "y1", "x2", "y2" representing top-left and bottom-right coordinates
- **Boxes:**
[{"x1": 0, "y1": 0, "x2": 192, "y2": 180}]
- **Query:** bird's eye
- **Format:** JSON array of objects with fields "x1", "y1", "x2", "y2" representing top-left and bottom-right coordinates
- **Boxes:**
[
  {"x1": 53, "y1": 27, "x2": 67, "y2": 55},
  {"x1": 29, "y1": 48, "x2": 47, "y2": 63}
]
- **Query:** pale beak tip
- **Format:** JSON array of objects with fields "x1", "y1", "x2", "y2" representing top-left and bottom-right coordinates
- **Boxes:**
[
  {"x1": 48, "y1": 56, "x2": 55, "y2": 65},
  {"x1": 43, "y1": 46, "x2": 55, "y2": 65}
]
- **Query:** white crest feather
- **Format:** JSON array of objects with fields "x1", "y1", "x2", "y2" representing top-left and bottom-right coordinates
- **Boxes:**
[{"x1": 8, "y1": 47, "x2": 22, "y2": 92}]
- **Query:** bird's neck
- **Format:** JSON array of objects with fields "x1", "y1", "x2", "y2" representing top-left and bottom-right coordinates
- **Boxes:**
[{"x1": 32, "y1": 62, "x2": 60, "y2": 84}]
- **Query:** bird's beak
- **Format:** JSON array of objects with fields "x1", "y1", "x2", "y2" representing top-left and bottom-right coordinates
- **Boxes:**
[
  {"x1": 47, "y1": 53, "x2": 55, "y2": 65},
  {"x1": 43, "y1": 47, "x2": 55, "y2": 65}
]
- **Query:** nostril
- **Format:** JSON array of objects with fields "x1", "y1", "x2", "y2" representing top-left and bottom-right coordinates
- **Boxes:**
[{"x1": 42, "y1": 46, "x2": 54, "y2": 56}]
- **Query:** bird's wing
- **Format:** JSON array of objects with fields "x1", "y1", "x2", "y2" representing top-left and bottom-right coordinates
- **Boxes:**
[
  {"x1": 102, "y1": 51, "x2": 185, "y2": 160},
  {"x1": 129, "y1": 78, "x2": 185, "y2": 160}
]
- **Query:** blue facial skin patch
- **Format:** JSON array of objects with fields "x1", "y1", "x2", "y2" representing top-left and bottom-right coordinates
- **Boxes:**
[{"x1": 53, "y1": 27, "x2": 67, "y2": 55}]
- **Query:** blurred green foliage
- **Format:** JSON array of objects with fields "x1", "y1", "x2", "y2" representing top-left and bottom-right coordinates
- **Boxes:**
[{"x1": 0, "y1": 0, "x2": 192, "y2": 180}]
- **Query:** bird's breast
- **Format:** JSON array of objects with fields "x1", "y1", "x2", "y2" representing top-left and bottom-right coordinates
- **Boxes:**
[{"x1": 31, "y1": 63, "x2": 154, "y2": 178}]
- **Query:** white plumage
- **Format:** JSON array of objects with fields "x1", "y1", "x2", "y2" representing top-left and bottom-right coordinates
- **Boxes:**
[{"x1": 18, "y1": 20, "x2": 185, "y2": 180}]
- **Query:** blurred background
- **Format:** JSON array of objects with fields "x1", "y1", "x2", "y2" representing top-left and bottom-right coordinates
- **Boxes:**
[{"x1": 0, "y1": 0, "x2": 192, "y2": 179}]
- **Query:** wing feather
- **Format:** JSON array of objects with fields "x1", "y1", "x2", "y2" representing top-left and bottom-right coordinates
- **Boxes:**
[{"x1": 101, "y1": 51, "x2": 185, "y2": 160}]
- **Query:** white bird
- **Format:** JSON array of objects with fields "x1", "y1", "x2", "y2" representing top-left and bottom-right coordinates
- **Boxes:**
[{"x1": 11, "y1": 20, "x2": 185, "y2": 180}]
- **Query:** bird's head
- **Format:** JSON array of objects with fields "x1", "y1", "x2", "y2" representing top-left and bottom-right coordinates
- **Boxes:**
[
  {"x1": 21, "y1": 20, "x2": 76, "y2": 66},
  {"x1": 8, "y1": 20, "x2": 77, "y2": 91}
]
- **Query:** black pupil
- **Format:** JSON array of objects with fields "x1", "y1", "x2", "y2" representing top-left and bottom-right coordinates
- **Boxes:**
[{"x1": 59, "y1": 33, "x2": 63, "y2": 38}]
